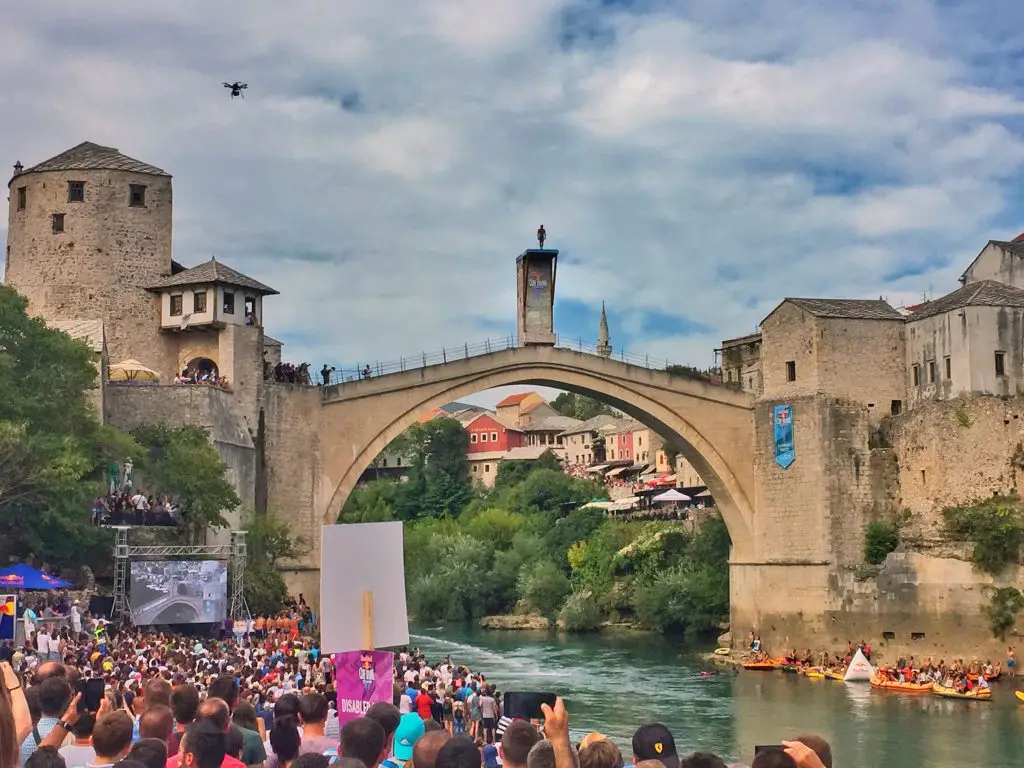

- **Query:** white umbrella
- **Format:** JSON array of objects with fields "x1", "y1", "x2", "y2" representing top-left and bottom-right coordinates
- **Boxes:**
[
  {"x1": 109, "y1": 359, "x2": 160, "y2": 382},
  {"x1": 653, "y1": 489, "x2": 691, "y2": 502}
]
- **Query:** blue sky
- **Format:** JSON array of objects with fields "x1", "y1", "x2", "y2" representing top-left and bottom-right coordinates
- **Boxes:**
[{"x1": 4, "y1": 1, "x2": 1024, "y2": 408}]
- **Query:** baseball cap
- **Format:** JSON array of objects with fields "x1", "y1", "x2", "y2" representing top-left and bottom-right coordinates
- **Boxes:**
[
  {"x1": 632, "y1": 724, "x2": 680, "y2": 768},
  {"x1": 393, "y1": 713, "x2": 426, "y2": 761}
]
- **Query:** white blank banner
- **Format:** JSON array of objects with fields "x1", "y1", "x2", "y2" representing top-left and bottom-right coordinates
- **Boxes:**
[{"x1": 319, "y1": 522, "x2": 409, "y2": 653}]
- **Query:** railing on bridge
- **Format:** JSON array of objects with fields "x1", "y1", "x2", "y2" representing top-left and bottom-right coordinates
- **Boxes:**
[{"x1": 329, "y1": 336, "x2": 720, "y2": 384}]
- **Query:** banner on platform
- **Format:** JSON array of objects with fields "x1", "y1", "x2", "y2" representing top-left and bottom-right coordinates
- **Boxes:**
[
  {"x1": 773, "y1": 404, "x2": 795, "y2": 469},
  {"x1": 335, "y1": 650, "x2": 394, "y2": 725},
  {"x1": 0, "y1": 595, "x2": 16, "y2": 641}
]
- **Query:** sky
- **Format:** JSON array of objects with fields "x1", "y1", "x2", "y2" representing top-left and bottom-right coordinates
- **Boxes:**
[{"x1": 4, "y1": 1, "x2": 1024, "y2": 409}]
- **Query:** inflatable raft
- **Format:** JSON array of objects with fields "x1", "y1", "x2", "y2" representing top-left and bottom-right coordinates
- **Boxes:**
[
  {"x1": 742, "y1": 662, "x2": 777, "y2": 671},
  {"x1": 932, "y1": 683, "x2": 990, "y2": 700},
  {"x1": 870, "y1": 675, "x2": 934, "y2": 693}
]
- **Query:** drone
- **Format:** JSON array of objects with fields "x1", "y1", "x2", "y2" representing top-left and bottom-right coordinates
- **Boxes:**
[{"x1": 223, "y1": 82, "x2": 248, "y2": 99}]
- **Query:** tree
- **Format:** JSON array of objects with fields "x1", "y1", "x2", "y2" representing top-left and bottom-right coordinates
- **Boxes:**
[
  {"x1": 403, "y1": 418, "x2": 473, "y2": 518},
  {"x1": 131, "y1": 425, "x2": 241, "y2": 540},
  {"x1": 550, "y1": 393, "x2": 617, "y2": 421},
  {"x1": 0, "y1": 287, "x2": 133, "y2": 569},
  {"x1": 493, "y1": 449, "x2": 562, "y2": 491},
  {"x1": 664, "y1": 364, "x2": 712, "y2": 382},
  {"x1": 243, "y1": 512, "x2": 311, "y2": 616}
]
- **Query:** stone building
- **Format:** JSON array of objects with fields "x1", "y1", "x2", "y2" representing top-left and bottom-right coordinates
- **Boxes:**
[{"x1": 718, "y1": 332, "x2": 763, "y2": 394}]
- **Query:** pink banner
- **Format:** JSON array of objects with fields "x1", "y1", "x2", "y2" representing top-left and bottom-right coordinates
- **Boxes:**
[{"x1": 334, "y1": 650, "x2": 394, "y2": 724}]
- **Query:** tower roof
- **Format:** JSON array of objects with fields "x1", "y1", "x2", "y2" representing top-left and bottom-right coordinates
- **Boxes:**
[
  {"x1": 147, "y1": 259, "x2": 279, "y2": 295},
  {"x1": 16, "y1": 141, "x2": 169, "y2": 179}
]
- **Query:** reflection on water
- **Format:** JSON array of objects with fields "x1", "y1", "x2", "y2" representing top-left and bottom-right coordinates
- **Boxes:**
[{"x1": 409, "y1": 626, "x2": 1024, "y2": 768}]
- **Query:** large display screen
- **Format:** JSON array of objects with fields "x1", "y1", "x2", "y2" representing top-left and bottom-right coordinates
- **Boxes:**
[{"x1": 130, "y1": 560, "x2": 228, "y2": 625}]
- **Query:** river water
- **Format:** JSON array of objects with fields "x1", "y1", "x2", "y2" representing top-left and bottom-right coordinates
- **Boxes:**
[{"x1": 409, "y1": 625, "x2": 1023, "y2": 768}]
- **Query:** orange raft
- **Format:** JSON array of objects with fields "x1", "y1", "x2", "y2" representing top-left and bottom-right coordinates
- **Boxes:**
[
  {"x1": 742, "y1": 662, "x2": 778, "y2": 671},
  {"x1": 870, "y1": 675, "x2": 934, "y2": 693}
]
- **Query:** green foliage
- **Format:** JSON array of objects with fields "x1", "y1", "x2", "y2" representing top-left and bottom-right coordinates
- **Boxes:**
[
  {"x1": 864, "y1": 520, "x2": 900, "y2": 565},
  {"x1": 542, "y1": 506, "x2": 608, "y2": 571},
  {"x1": 131, "y1": 425, "x2": 241, "y2": 540},
  {"x1": 518, "y1": 561, "x2": 571, "y2": 619},
  {"x1": 242, "y1": 512, "x2": 311, "y2": 616},
  {"x1": 506, "y1": 470, "x2": 602, "y2": 517},
  {"x1": 464, "y1": 507, "x2": 524, "y2": 549},
  {"x1": 559, "y1": 592, "x2": 604, "y2": 632},
  {"x1": 0, "y1": 287, "x2": 134, "y2": 569},
  {"x1": 339, "y1": 479, "x2": 401, "y2": 523},
  {"x1": 985, "y1": 587, "x2": 1024, "y2": 640},
  {"x1": 493, "y1": 450, "x2": 562, "y2": 491},
  {"x1": 664, "y1": 364, "x2": 712, "y2": 382},
  {"x1": 954, "y1": 400, "x2": 972, "y2": 428},
  {"x1": 942, "y1": 494, "x2": 1024, "y2": 574},
  {"x1": 550, "y1": 393, "x2": 617, "y2": 420}
]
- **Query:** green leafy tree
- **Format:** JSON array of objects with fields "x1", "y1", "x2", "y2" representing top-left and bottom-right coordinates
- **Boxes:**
[
  {"x1": 864, "y1": 521, "x2": 899, "y2": 565},
  {"x1": 942, "y1": 495, "x2": 1024, "y2": 574},
  {"x1": 493, "y1": 450, "x2": 563, "y2": 491},
  {"x1": 550, "y1": 393, "x2": 617, "y2": 420},
  {"x1": 664, "y1": 364, "x2": 712, "y2": 382},
  {"x1": 0, "y1": 287, "x2": 134, "y2": 569},
  {"x1": 243, "y1": 512, "x2": 311, "y2": 616},
  {"x1": 518, "y1": 561, "x2": 571, "y2": 619},
  {"x1": 131, "y1": 425, "x2": 241, "y2": 541},
  {"x1": 402, "y1": 418, "x2": 473, "y2": 518}
]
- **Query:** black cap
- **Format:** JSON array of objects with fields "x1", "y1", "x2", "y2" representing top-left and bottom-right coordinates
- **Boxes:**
[{"x1": 632, "y1": 724, "x2": 680, "y2": 768}]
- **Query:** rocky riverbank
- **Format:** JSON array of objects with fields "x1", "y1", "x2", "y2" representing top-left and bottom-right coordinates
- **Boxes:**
[{"x1": 479, "y1": 613, "x2": 656, "y2": 634}]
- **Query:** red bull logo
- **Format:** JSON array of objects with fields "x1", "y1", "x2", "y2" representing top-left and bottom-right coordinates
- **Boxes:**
[
  {"x1": 0, "y1": 597, "x2": 14, "y2": 616},
  {"x1": 0, "y1": 574, "x2": 23, "y2": 586}
]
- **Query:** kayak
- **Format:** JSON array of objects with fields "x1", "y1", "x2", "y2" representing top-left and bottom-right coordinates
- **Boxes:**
[
  {"x1": 870, "y1": 675, "x2": 934, "y2": 693},
  {"x1": 1015, "y1": 690, "x2": 1024, "y2": 703},
  {"x1": 933, "y1": 683, "x2": 991, "y2": 700},
  {"x1": 803, "y1": 669, "x2": 825, "y2": 679},
  {"x1": 742, "y1": 662, "x2": 777, "y2": 671},
  {"x1": 824, "y1": 670, "x2": 846, "y2": 681}
]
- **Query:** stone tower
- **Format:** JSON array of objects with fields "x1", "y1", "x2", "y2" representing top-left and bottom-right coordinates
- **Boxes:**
[
  {"x1": 5, "y1": 142, "x2": 175, "y2": 375},
  {"x1": 596, "y1": 301, "x2": 612, "y2": 357},
  {"x1": 516, "y1": 244, "x2": 558, "y2": 346}
]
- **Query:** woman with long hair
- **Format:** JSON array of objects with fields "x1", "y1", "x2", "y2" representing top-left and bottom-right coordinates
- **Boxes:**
[{"x1": 1, "y1": 660, "x2": 32, "y2": 768}]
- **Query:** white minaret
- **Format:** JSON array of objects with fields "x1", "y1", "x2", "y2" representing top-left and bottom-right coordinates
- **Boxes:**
[{"x1": 596, "y1": 301, "x2": 612, "y2": 358}]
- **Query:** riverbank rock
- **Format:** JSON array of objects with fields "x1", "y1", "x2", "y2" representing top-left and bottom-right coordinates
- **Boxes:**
[
  {"x1": 480, "y1": 614, "x2": 551, "y2": 630},
  {"x1": 717, "y1": 630, "x2": 732, "y2": 647}
]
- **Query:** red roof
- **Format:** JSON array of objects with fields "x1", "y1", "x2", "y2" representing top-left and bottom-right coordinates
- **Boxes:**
[
  {"x1": 1013, "y1": 231, "x2": 1024, "y2": 243},
  {"x1": 522, "y1": 401, "x2": 548, "y2": 414},
  {"x1": 496, "y1": 392, "x2": 534, "y2": 408}
]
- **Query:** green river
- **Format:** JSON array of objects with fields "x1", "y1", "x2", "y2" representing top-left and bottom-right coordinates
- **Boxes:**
[{"x1": 410, "y1": 625, "x2": 1024, "y2": 768}]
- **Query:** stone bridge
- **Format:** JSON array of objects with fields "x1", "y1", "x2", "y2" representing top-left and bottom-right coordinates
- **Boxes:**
[
  {"x1": 133, "y1": 592, "x2": 205, "y2": 625},
  {"x1": 317, "y1": 345, "x2": 757, "y2": 557}
]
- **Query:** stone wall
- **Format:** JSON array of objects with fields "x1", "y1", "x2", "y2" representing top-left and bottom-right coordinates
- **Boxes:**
[
  {"x1": 259, "y1": 383, "x2": 324, "y2": 601},
  {"x1": 104, "y1": 384, "x2": 256, "y2": 534}
]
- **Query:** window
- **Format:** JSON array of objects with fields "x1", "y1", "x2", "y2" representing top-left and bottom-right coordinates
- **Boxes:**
[
  {"x1": 472, "y1": 465, "x2": 478, "y2": 473},
  {"x1": 193, "y1": 291, "x2": 207, "y2": 313},
  {"x1": 928, "y1": 360, "x2": 936, "y2": 384},
  {"x1": 480, "y1": 433, "x2": 488, "y2": 443},
  {"x1": 51, "y1": 213, "x2": 65, "y2": 233},
  {"x1": 245, "y1": 296, "x2": 256, "y2": 317},
  {"x1": 129, "y1": 184, "x2": 147, "y2": 207},
  {"x1": 491, "y1": 432, "x2": 498, "y2": 442},
  {"x1": 912, "y1": 364, "x2": 920, "y2": 386},
  {"x1": 16, "y1": 187, "x2": 26, "y2": 210},
  {"x1": 785, "y1": 360, "x2": 796, "y2": 382},
  {"x1": 944, "y1": 356, "x2": 951, "y2": 379},
  {"x1": 995, "y1": 351, "x2": 1006, "y2": 377},
  {"x1": 891, "y1": 400, "x2": 902, "y2": 416},
  {"x1": 470, "y1": 433, "x2": 477, "y2": 443},
  {"x1": 381, "y1": 458, "x2": 388, "y2": 467},
  {"x1": 223, "y1": 291, "x2": 235, "y2": 314},
  {"x1": 170, "y1": 295, "x2": 183, "y2": 316},
  {"x1": 484, "y1": 464, "x2": 490, "y2": 473},
  {"x1": 67, "y1": 181, "x2": 85, "y2": 202},
  {"x1": 637, "y1": 436, "x2": 643, "y2": 446}
]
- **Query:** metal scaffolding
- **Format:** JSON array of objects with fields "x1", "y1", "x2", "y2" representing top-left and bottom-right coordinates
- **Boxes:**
[{"x1": 110, "y1": 528, "x2": 250, "y2": 623}]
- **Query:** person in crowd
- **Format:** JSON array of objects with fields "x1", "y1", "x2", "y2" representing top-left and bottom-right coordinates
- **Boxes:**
[
  {"x1": 678, "y1": 754, "x2": 726, "y2": 768},
  {"x1": 24, "y1": 745, "x2": 65, "y2": 768},
  {"x1": 270, "y1": 716, "x2": 302, "y2": 768},
  {"x1": 58, "y1": 711, "x2": 97, "y2": 768},
  {"x1": 339, "y1": 717, "x2": 386, "y2": 768},
  {"x1": 578, "y1": 738, "x2": 622, "y2": 768},
  {"x1": 631, "y1": 724, "x2": 679, "y2": 768},
  {"x1": 434, "y1": 736, "x2": 481, "y2": 768},
  {"x1": 182, "y1": 720, "x2": 229, "y2": 768},
  {"x1": 171, "y1": 685, "x2": 201, "y2": 755},
  {"x1": 379, "y1": 712, "x2": 422, "y2": 768},
  {"x1": 139, "y1": 705, "x2": 174, "y2": 746},
  {"x1": 411, "y1": 730, "x2": 451, "y2": 768},
  {"x1": 20, "y1": 676, "x2": 72, "y2": 764},
  {"x1": 209, "y1": 676, "x2": 267, "y2": 766},
  {"x1": 90, "y1": 710, "x2": 136, "y2": 767},
  {"x1": 127, "y1": 737, "x2": 168, "y2": 768},
  {"x1": 500, "y1": 721, "x2": 540, "y2": 768}
]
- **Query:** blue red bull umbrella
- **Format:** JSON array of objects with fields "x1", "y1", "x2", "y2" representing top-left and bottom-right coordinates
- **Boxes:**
[{"x1": 0, "y1": 564, "x2": 72, "y2": 590}]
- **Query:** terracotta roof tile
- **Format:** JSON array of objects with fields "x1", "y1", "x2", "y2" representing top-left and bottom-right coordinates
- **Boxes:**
[{"x1": 496, "y1": 392, "x2": 534, "y2": 407}]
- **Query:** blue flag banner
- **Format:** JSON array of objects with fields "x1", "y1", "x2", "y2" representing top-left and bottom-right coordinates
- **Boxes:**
[
  {"x1": 0, "y1": 595, "x2": 16, "y2": 641},
  {"x1": 773, "y1": 404, "x2": 795, "y2": 469}
]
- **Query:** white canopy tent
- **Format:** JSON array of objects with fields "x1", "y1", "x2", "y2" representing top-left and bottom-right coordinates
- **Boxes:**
[{"x1": 652, "y1": 489, "x2": 691, "y2": 502}]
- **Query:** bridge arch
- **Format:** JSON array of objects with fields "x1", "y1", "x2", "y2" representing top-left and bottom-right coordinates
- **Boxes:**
[
  {"x1": 318, "y1": 347, "x2": 756, "y2": 557},
  {"x1": 152, "y1": 600, "x2": 201, "y2": 624}
]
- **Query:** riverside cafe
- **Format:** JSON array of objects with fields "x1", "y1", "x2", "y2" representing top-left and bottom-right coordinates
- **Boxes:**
[{"x1": 0, "y1": 564, "x2": 72, "y2": 644}]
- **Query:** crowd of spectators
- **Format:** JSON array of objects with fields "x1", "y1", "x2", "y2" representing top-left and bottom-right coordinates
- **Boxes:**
[{"x1": 90, "y1": 491, "x2": 178, "y2": 527}]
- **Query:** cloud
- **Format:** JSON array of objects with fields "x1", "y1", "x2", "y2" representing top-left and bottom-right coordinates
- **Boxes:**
[{"x1": 3, "y1": 0, "x2": 1024, "y2": 414}]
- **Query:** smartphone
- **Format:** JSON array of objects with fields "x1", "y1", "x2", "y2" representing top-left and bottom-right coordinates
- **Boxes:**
[
  {"x1": 754, "y1": 746, "x2": 787, "y2": 758},
  {"x1": 503, "y1": 692, "x2": 557, "y2": 720},
  {"x1": 76, "y1": 678, "x2": 106, "y2": 713}
]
